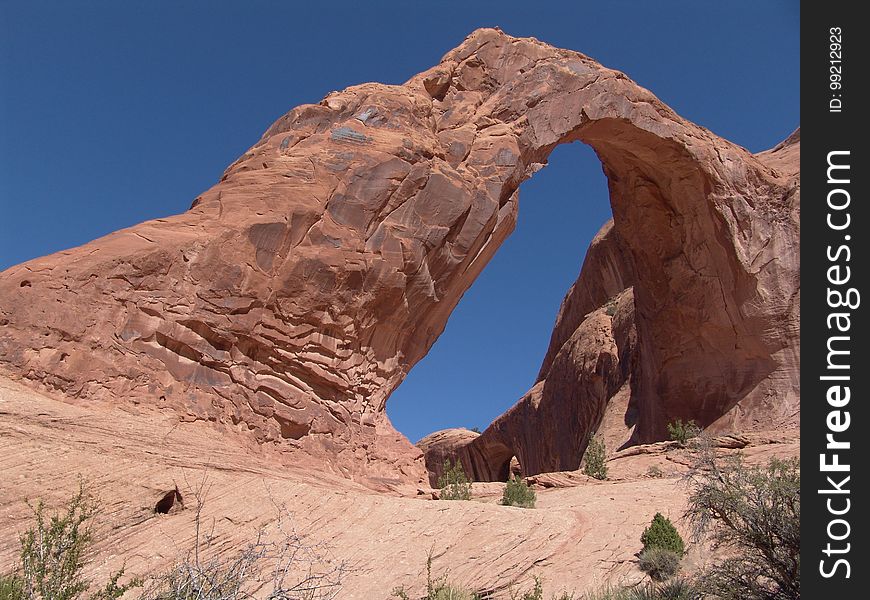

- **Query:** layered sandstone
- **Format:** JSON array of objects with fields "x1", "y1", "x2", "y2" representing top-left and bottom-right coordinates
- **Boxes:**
[
  {"x1": 0, "y1": 376, "x2": 800, "y2": 599},
  {"x1": 0, "y1": 28, "x2": 799, "y2": 483}
]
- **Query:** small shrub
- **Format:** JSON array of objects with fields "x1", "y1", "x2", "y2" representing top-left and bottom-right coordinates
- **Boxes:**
[
  {"x1": 666, "y1": 420, "x2": 700, "y2": 444},
  {"x1": 470, "y1": 426, "x2": 481, "y2": 434},
  {"x1": 649, "y1": 579, "x2": 697, "y2": 600},
  {"x1": 438, "y1": 459, "x2": 472, "y2": 501},
  {"x1": 604, "y1": 298, "x2": 618, "y2": 317},
  {"x1": 12, "y1": 482, "x2": 141, "y2": 600},
  {"x1": 640, "y1": 513, "x2": 685, "y2": 556},
  {"x1": 582, "y1": 436, "x2": 607, "y2": 480},
  {"x1": 578, "y1": 585, "x2": 631, "y2": 600},
  {"x1": 501, "y1": 475, "x2": 536, "y2": 508},
  {"x1": 638, "y1": 547, "x2": 682, "y2": 582},
  {"x1": 646, "y1": 465, "x2": 663, "y2": 478}
]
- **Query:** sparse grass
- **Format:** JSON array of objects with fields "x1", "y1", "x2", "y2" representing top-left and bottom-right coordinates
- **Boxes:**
[
  {"x1": 391, "y1": 550, "x2": 480, "y2": 600},
  {"x1": 501, "y1": 475, "x2": 536, "y2": 508},
  {"x1": 582, "y1": 436, "x2": 607, "y2": 480},
  {"x1": 0, "y1": 574, "x2": 24, "y2": 600},
  {"x1": 579, "y1": 579, "x2": 697, "y2": 600},
  {"x1": 638, "y1": 547, "x2": 682, "y2": 582},
  {"x1": 438, "y1": 459, "x2": 472, "y2": 501},
  {"x1": 645, "y1": 465, "x2": 663, "y2": 478},
  {"x1": 509, "y1": 576, "x2": 543, "y2": 600},
  {"x1": 392, "y1": 556, "x2": 577, "y2": 600}
]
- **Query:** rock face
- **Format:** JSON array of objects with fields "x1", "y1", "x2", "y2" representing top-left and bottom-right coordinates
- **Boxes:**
[
  {"x1": 0, "y1": 376, "x2": 797, "y2": 599},
  {"x1": 417, "y1": 428, "x2": 481, "y2": 486},
  {"x1": 0, "y1": 28, "x2": 799, "y2": 483}
]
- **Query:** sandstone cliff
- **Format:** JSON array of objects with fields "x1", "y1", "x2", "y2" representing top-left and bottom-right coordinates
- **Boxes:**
[{"x1": 0, "y1": 28, "x2": 799, "y2": 485}]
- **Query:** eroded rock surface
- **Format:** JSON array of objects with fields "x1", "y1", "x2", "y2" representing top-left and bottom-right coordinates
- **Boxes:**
[
  {"x1": 0, "y1": 28, "x2": 799, "y2": 483},
  {"x1": 0, "y1": 376, "x2": 799, "y2": 599}
]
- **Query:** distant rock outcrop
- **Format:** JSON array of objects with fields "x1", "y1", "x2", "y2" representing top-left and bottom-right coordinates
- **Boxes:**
[{"x1": 0, "y1": 28, "x2": 799, "y2": 483}]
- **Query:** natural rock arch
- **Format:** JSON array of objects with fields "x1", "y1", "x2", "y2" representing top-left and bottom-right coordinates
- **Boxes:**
[{"x1": 0, "y1": 29, "x2": 799, "y2": 485}]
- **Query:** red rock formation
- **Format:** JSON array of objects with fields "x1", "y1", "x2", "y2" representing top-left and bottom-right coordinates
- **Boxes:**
[
  {"x1": 0, "y1": 28, "x2": 799, "y2": 483},
  {"x1": 429, "y1": 126, "x2": 799, "y2": 481},
  {"x1": 417, "y1": 428, "x2": 481, "y2": 486}
]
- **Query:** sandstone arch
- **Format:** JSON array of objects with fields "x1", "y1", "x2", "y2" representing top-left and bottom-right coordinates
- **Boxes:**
[{"x1": 0, "y1": 29, "x2": 799, "y2": 485}]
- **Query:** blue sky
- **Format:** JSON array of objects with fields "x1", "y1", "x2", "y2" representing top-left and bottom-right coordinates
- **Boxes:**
[{"x1": 0, "y1": 1, "x2": 799, "y2": 443}]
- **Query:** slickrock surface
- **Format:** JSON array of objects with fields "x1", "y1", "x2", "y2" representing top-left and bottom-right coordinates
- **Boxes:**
[
  {"x1": 0, "y1": 27, "x2": 799, "y2": 484},
  {"x1": 0, "y1": 377, "x2": 798, "y2": 599}
]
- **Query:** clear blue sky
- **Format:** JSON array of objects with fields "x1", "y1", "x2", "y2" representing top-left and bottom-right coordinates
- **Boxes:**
[{"x1": 0, "y1": 1, "x2": 798, "y2": 443}]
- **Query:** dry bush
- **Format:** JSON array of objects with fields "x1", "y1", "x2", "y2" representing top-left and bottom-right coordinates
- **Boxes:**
[
  {"x1": 145, "y1": 474, "x2": 346, "y2": 600},
  {"x1": 684, "y1": 450, "x2": 799, "y2": 600}
]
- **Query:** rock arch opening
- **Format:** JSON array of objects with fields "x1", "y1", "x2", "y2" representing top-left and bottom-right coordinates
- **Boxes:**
[{"x1": 386, "y1": 141, "x2": 612, "y2": 446}]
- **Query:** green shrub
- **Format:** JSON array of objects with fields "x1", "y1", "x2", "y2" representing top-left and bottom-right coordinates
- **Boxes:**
[
  {"x1": 666, "y1": 420, "x2": 700, "y2": 444},
  {"x1": 582, "y1": 436, "x2": 607, "y2": 480},
  {"x1": 9, "y1": 483, "x2": 141, "y2": 600},
  {"x1": 640, "y1": 513, "x2": 685, "y2": 556},
  {"x1": 0, "y1": 574, "x2": 23, "y2": 600},
  {"x1": 438, "y1": 459, "x2": 472, "y2": 501},
  {"x1": 646, "y1": 465, "x2": 663, "y2": 478},
  {"x1": 638, "y1": 547, "x2": 682, "y2": 582},
  {"x1": 685, "y1": 455, "x2": 800, "y2": 600},
  {"x1": 501, "y1": 475, "x2": 536, "y2": 508}
]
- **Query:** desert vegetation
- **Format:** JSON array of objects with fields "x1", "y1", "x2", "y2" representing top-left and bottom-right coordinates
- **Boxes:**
[
  {"x1": 637, "y1": 513, "x2": 685, "y2": 583},
  {"x1": 392, "y1": 558, "x2": 573, "y2": 600},
  {"x1": 582, "y1": 436, "x2": 608, "y2": 480},
  {"x1": 1, "y1": 479, "x2": 344, "y2": 600},
  {"x1": 501, "y1": 475, "x2": 536, "y2": 508},
  {"x1": 579, "y1": 579, "x2": 699, "y2": 600},
  {"x1": 666, "y1": 420, "x2": 701, "y2": 445},
  {"x1": 685, "y1": 452, "x2": 800, "y2": 600},
  {"x1": 2, "y1": 442, "x2": 798, "y2": 600},
  {"x1": 0, "y1": 482, "x2": 140, "y2": 600},
  {"x1": 645, "y1": 466, "x2": 663, "y2": 479},
  {"x1": 640, "y1": 513, "x2": 685, "y2": 556},
  {"x1": 438, "y1": 460, "x2": 472, "y2": 501}
]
